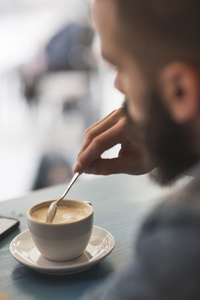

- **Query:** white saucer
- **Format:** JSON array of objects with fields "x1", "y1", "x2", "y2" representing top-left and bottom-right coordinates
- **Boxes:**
[{"x1": 9, "y1": 225, "x2": 115, "y2": 275}]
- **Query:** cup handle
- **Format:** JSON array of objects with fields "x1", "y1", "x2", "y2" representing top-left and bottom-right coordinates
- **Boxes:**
[{"x1": 83, "y1": 201, "x2": 92, "y2": 206}]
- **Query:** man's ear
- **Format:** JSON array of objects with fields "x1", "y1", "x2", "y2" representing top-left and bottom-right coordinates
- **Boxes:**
[{"x1": 159, "y1": 61, "x2": 200, "y2": 123}]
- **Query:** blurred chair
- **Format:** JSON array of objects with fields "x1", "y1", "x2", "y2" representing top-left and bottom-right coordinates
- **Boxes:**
[
  {"x1": 37, "y1": 70, "x2": 89, "y2": 105},
  {"x1": 32, "y1": 152, "x2": 73, "y2": 190},
  {"x1": 20, "y1": 22, "x2": 96, "y2": 104}
]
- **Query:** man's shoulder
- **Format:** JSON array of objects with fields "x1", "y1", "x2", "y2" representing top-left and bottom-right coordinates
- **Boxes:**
[
  {"x1": 141, "y1": 198, "x2": 200, "y2": 235},
  {"x1": 135, "y1": 176, "x2": 200, "y2": 250},
  {"x1": 154, "y1": 175, "x2": 200, "y2": 215},
  {"x1": 135, "y1": 184, "x2": 200, "y2": 299}
]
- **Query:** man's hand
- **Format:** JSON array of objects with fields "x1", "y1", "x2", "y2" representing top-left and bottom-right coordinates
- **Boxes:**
[{"x1": 73, "y1": 108, "x2": 147, "y2": 175}]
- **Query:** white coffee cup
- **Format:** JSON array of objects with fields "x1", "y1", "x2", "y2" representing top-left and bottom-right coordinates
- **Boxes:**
[{"x1": 27, "y1": 199, "x2": 93, "y2": 261}]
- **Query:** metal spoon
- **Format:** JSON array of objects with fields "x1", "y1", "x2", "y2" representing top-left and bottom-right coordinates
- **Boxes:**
[{"x1": 46, "y1": 172, "x2": 80, "y2": 223}]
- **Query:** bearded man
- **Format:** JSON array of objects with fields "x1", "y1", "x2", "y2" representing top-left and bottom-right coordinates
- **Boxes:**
[{"x1": 73, "y1": 0, "x2": 200, "y2": 299}]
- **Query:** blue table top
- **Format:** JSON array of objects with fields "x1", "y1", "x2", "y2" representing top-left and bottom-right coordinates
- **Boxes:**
[{"x1": 0, "y1": 174, "x2": 171, "y2": 300}]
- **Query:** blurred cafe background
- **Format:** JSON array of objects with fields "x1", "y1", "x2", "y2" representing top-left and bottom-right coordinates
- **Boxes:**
[{"x1": 0, "y1": 0, "x2": 123, "y2": 202}]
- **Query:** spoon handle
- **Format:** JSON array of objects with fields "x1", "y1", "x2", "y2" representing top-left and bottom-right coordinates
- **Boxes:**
[{"x1": 58, "y1": 172, "x2": 80, "y2": 203}]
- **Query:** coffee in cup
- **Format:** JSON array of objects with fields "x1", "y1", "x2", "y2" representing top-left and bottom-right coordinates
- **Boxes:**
[
  {"x1": 27, "y1": 199, "x2": 93, "y2": 261},
  {"x1": 31, "y1": 201, "x2": 91, "y2": 224}
]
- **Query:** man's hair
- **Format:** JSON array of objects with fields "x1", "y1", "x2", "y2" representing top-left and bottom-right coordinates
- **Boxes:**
[{"x1": 114, "y1": 0, "x2": 200, "y2": 76}]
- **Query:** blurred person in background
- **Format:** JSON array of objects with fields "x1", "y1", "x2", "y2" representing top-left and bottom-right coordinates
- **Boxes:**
[
  {"x1": 20, "y1": 22, "x2": 95, "y2": 104},
  {"x1": 73, "y1": 0, "x2": 200, "y2": 299}
]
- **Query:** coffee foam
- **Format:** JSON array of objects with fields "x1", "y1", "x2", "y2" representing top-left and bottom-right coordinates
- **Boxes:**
[{"x1": 31, "y1": 201, "x2": 91, "y2": 224}]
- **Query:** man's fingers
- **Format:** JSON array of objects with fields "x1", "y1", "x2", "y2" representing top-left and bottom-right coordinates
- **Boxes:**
[
  {"x1": 87, "y1": 109, "x2": 117, "y2": 130},
  {"x1": 74, "y1": 119, "x2": 127, "y2": 173},
  {"x1": 80, "y1": 108, "x2": 124, "y2": 153},
  {"x1": 84, "y1": 156, "x2": 144, "y2": 175}
]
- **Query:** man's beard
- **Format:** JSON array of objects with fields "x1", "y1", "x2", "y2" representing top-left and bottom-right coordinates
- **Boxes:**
[{"x1": 123, "y1": 88, "x2": 199, "y2": 185}]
